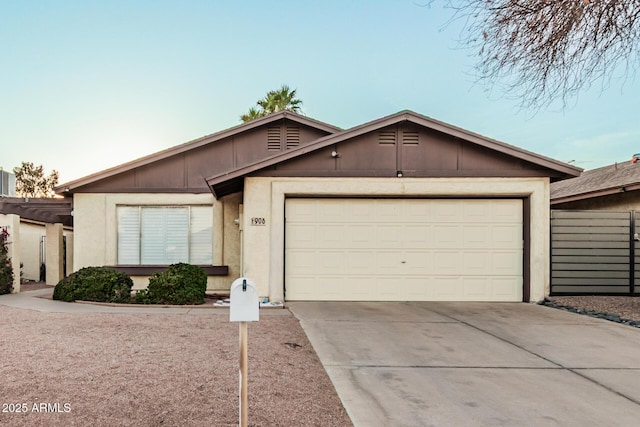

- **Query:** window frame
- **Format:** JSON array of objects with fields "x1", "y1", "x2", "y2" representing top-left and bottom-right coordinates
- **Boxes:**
[{"x1": 116, "y1": 205, "x2": 213, "y2": 266}]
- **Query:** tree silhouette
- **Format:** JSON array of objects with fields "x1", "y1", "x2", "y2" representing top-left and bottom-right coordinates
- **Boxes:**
[
  {"x1": 445, "y1": 0, "x2": 640, "y2": 109},
  {"x1": 240, "y1": 85, "x2": 303, "y2": 122}
]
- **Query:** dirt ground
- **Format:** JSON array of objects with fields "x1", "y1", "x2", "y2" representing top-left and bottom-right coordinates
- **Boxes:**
[
  {"x1": 8, "y1": 284, "x2": 640, "y2": 426},
  {"x1": 0, "y1": 301, "x2": 352, "y2": 427}
]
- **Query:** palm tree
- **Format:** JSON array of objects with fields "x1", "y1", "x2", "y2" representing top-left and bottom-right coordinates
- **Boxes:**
[
  {"x1": 240, "y1": 107, "x2": 263, "y2": 123},
  {"x1": 240, "y1": 85, "x2": 303, "y2": 122}
]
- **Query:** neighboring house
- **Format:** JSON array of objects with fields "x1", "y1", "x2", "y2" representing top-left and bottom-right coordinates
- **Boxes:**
[
  {"x1": 55, "y1": 110, "x2": 580, "y2": 303},
  {"x1": 550, "y1": 160, "x2": 640, "y2": 296},
  {"x1": 0, "y1": 197, "x2": 73, "y2": 291},
  {"x1": 551, "y1": 160, "x2": 640, "y2": 210}
]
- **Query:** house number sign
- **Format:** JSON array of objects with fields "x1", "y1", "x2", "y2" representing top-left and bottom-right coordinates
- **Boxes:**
[{"x1": 250, "y1": 217, "x2": 266, "y2": 226}]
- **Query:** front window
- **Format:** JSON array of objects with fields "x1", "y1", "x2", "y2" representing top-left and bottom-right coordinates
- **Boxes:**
[{"x1": 117, "y1": 206, "x2": 212, "y2": 265}]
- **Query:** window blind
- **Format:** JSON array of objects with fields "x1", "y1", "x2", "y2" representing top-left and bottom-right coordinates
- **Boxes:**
[{"x1": 117, "y1": 206, "x2": 212, "y2": 265}]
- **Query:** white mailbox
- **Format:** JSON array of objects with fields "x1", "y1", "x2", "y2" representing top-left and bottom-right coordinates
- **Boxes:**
[{"x1": 229, "y1": 277, "x2": 259, "y2": 322}]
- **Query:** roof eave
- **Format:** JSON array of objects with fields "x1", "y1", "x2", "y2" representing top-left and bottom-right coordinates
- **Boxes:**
[
  {"x1": 55, "y1": 111, "x2": 341, "y2": 194},
  {"x1": 551, "y1": 183, "x2": 640, "y2": 205},
  {"x1": 206, "y1": 110, "x2": 582, "y2": 195},
  {"x1": 401, "y1": 111, "x2": 582, "y2": 178}
]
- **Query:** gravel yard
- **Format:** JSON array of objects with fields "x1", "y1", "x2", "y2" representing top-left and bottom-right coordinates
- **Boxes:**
[
  {"x1": 5, "y1": 283, "x2": 640, "y2": 426},
  {"x1": 0, "y1": 298, "x2": 352, "y2": 427},
  {"x1": 545, "y1": 295, "x2": 640, "y2": 326}
]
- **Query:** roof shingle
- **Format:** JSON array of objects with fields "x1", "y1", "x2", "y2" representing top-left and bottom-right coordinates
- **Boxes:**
[{"x1": 550, "y1": 160, "x2": 640, "y2": 203}]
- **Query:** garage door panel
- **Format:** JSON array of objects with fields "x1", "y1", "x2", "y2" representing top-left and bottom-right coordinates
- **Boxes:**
[
  {"x1": 492, "y1": 277, "x2": 522, "y2": 299},
  {"x1": 347, "y1": 251, "x2": 375, "y2": 272},
  {"x1": 317, "y1": 224, "x2": 347, "y2": 247},
  {"x1": 405, "y1": 200, "x2": 432, "y2": 218},
  {"x1": 323, "y1": 276, "x2": 350, "y2": 298},
  {"x1": 285, "y1": 198, "x2": 523, "y2": 301},
  {"x1": 317, "y1": 251, "x2": 345, "y2": 271},
  {"x1": 348, "y1": 200, "x2": 374, "y2": 220},
  {"x1": 463, "y1": 226, "x2": 492, "y2": 248},
  {"x1": 376, "y1": 251, "x2": 405, "y2": 274},
  {"x1": 433, "y1": 251, "x2": 460, "y2": 274},
  {"x1": 404, "y1": 225, "x2": 432, "y2": 248},
  {"x1": 342, "y1": 277, "x2": 371, "y2": 299},
  {"x1": 462, "y1": 277, "x2": 489, "y2": 298},
  {"x1": 376, "y1": 202, "x2": 402, "y2": 220},
  {"x1": 286, "y1": 224, "x2": 315, "y2": 248},
  {"x1": 348, "y1": 225, "x2": 376, "y2": 247},
  {"x1": 404, "y1": 251, "x2": 433, "y2": 272},
  {"x1": 463, "y1": 251, "x2": 492, "y2": 274},
  {"x1": 434, "y1": 225, "x2": 464, "y2": 248},
  {"x1": 433, "y1": 277, "x2": 463, "y2": 299},
  {"x1": 287, "y1": 276, "x2": 317, "y2": 299},
  {"x1": 376, "y1": 225, "x2": 405, "y2": 248},
  {"x1": 492, "y1": 201, "x2": 523, "y2": 221},
  {"x1": 318, "y1": 201, "x2": 347, "y2": 221},
  {"x1": 464, "y1": 202, "x2": 491, "y2": 219},
  {"x1": 434, "y1": 201, "x2": 464, "y2": 221},
  {"x1": 286, "y1": 250, "x2": 317, "y2": 274},
  {"x1": 491, "y1": 252, "x2": 523, "y2": 275}
]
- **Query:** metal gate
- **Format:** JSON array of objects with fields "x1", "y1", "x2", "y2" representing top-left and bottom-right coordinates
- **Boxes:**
[{"x1": 551, "y1": 210, "x2": 640, "y2": 295}]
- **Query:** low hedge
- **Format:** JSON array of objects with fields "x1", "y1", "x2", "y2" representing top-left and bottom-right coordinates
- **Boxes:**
[
  {"x1": 53, "y1": 266, "x2": 133, "y2": 303},
  {"x1": 135, "y1": 263, "x2": 207, "y2": 305}
]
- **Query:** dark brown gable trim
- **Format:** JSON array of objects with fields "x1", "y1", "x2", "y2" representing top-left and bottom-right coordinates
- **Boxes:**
[{"x1": 56, "y1": 110, "x2": 341, "y2": 194}]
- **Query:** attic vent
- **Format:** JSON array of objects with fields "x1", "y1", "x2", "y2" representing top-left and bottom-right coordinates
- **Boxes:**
[
  {"x1": 379, "y1": 130, "x2": 396, "y2": 145},
  {"x1": 402, "y1": 130, "x2": 419, "y2": 146},
  {"x1": 286, "y1": 126, "x2": 300, "y2": 149},
  {"x1": 267, "y1": 126, "x2": 281, "y2": 151}
]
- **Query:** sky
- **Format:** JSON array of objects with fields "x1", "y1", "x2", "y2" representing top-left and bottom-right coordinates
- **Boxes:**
[{"x1": 1, "y1": 1, "x2": 639, "y2": 184}]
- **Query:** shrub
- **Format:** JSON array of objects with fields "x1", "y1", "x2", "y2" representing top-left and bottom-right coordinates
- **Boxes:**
[
  {"x1": 53, "y1": 266, "x2": 133, "y2": 303},
  {"x1": 0, "y1": 227, "x2": 13, "y2": 295},
  {"x1": 141, "y1": 263, "x2": 207, "y2": 305}
]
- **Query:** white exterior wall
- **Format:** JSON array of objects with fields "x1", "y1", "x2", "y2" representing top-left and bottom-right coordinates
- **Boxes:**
[
  {"x1": 0, "y1": 214, "x2": 21, "y2": 292},
  {"x1": 242, "y1": 177, "x2": 551, "y2": 302},
  {"x1": 19, "y1": 222, "x2": 44, "y2": 281},
  {"x1": 8, "y1": 220, "x2": 73, "y2": 283},
  {"x1": 73, "y1": 193, "x2": 239, "y2": 291}
]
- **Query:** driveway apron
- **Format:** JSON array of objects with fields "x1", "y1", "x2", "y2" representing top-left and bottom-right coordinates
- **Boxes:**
[{"x1": 288, "y1": 302, "x2": 640, "y2": 427}]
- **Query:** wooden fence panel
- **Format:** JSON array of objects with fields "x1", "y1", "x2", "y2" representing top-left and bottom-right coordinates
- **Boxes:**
[{"x1": 551, "y1": 210, "x2": 632, "y2": 295}]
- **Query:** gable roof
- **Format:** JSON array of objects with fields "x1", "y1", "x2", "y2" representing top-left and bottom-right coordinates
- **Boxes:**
[
  {"x1": 551, "y1": 160, "x2": 640, "y2": 204},
  {"x1": 55, "y1": 111, "x2": 341, "y2": 194},
  {"x1": 207, "y1": 110, "x2": 582, "y2": 198},
  {"x1": 0, "y1": 197, "x2": 73, "y2": 227}
]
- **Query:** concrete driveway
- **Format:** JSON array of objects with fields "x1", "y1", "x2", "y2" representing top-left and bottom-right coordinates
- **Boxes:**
[{"x1": 288, "y1": 302, "x2": 640, "y2": 427}]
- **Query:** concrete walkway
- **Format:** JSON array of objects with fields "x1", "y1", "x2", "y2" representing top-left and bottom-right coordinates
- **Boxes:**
[
  {"x1": 0, "y1": 288, "x2": 221, "y2": 315},
  {"x1": 288, "y1": 301, "x2": 640, "y2": 427}
]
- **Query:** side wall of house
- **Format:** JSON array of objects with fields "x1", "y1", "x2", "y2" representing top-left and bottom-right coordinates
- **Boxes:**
[
  {"x1": 19, "y1": 222, "x2": 44, "y2": 281},
  {"x1": 241, "y1": 177, "x2": 551, "y2": 302},
  {"x1": 0, "y1": 214, "x2": 21, "y2": 292},
  {"x1": 18, "y1": 221, "x2": 73, "y2": 282},
  {"x1": 553, "y1": 190, "x2": 640, "y2": 211},
  {"x1": 73, "y1": 192, "x2": 241, "y2": 291}
]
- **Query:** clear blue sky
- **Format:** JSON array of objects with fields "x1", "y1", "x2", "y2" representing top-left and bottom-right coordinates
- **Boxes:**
[{"x1": 2, "y1": 1, "x2": 638, "y2": 183}]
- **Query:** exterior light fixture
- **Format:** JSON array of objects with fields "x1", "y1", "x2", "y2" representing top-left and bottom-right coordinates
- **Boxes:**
[
  {"x1": 331, "y1": 150, "x2": 339, "y2": 158},
  {"x1": 396, "y1": 171, "x2": 403, "y2": 178}
]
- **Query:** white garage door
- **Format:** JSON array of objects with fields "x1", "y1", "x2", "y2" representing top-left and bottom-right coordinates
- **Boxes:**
[{"x1": 285, "y1": 198, "x2": 523, "y2": 301}]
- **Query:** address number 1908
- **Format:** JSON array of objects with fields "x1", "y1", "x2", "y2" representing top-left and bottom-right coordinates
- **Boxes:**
[{"x1": 250, "y1": 217, "x2": 266, "y2": 226}]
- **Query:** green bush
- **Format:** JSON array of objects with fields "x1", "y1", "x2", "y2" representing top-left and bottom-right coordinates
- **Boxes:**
[
  {"x1": 140, "y1": 263, "x2": 207, "y2": 305},
  {"x1": 53, "y1": 267, "x2": 133, "y2": 303}
]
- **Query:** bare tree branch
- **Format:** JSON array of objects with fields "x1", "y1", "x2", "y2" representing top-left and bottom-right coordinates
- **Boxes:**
[{"x1": 446, "y1": 0, "x2": 640, "y2": 109}]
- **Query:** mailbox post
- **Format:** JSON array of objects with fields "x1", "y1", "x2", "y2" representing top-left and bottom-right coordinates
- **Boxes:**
[{"x1": 229, "y1": 278, "x2": 259, "y2": 427}]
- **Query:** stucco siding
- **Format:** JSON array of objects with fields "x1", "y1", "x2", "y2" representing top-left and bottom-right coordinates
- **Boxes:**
[
  {"x1": 73, "y1": 193, "x2": 240, "y2": 292},
  {"x1": 73, "y1": 194, "x2": 108, "y2": 270},
  {"x1": 19, "y1": 222, "x2": 44, "y2": 281},
  {"x1": 242, "y1": 177, "x2": 550, "y2": 302},
  {"x1": 553, "y1": 191, "x2": 640, "y2": 211}
]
